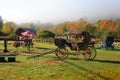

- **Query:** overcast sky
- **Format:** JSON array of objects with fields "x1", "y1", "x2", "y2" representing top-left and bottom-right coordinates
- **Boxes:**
[{"x1": 0, "y1": 0, "x2": 120, "y2": 24}]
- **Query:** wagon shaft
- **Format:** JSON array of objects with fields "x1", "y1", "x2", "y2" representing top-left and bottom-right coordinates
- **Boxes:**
[{"x1": 26, "y1": 50, "x2": 55, "y2": 59}]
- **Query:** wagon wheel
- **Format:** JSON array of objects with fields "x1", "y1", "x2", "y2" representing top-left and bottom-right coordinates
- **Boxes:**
[
  {"x1": 88, "y1": 46, "x2": 97, "y2": 60},
  {"x1": 55, "y1": 47, "x2": 69, "y2": 59},
  {"x1": 82, "y1": 47, "x2": 91, "y2": 60}
]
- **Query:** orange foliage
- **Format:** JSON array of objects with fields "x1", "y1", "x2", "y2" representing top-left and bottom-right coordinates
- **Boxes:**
[
  {"x1": 99, "y1": 19, "x2": 115, "y2": 30},
  {"x1": 70, "y1": 24, "x2": 78, "y2": 31},
  {"x1": 110, "y1": 23, "x2": 115, "y2": 31},
  {"x1": 100, "y1": 19, "x2": 109, "y2": 29},
  {"x1": 83, "y1": 22, "x2": 89, "y2": 27}
]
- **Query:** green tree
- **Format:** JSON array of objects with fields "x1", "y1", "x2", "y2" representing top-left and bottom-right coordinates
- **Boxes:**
[
  {"x1": 0, "y1": 16, "x2": 3, "y2": 30},
  {"x1": 36, "y1": 28, "x2": 45, "y2": 38},
  {"x1": 39, "y1": 30, "x2": 55, "y2": 38},
  {"x1": 115, "y1": 18, "x2": 120, "y2": 38},
  {"x1": 84, "y1": 24, "x2": 97, "y2": 37},
  {"x1": 107, "y1": 31, "x2": 117, "y2": 37},
  {"x1": 0, "y1": 16, "x2": 3, "y2": 35}
]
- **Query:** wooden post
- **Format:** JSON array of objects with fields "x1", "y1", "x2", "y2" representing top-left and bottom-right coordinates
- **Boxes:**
[
  {"x1": 27, "y1": 39, "x2": 30, "y2": 52},
  {"x1": 3, "y1": 40, "x2": 9, "y2": 53}
]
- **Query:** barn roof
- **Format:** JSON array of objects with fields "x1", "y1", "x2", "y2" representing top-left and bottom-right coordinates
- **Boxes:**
[{"x1": 15, "y1": 28, "x2": 36, "y2": 36}]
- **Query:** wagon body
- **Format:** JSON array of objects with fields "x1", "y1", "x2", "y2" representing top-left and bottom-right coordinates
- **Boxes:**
[
  {"x1": 55, "y1": 31, "x2": 93, "y2": 50},
  {"x1": 54, "y1": 31, "x2": 97, "y2": 60}
]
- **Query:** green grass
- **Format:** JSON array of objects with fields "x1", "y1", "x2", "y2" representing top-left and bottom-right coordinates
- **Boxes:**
[{"x1": 0, "y1": 42, "x2": 120, "y2": 80}]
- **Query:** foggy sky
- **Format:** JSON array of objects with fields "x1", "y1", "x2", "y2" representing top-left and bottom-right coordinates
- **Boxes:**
[{"x1": 0, "y1": 0, "x2": 120, "y2": 24}]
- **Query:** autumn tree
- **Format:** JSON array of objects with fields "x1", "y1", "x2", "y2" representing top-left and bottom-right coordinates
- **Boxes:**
[
  {"x1": 52, "y1": 19, "x2": 90, "y2": 34},
  {"x1": 53, "y1": 22, "x2": 72, "y2": 34},
  {"x1": 2, "y1": 22, "x2": 17, "y2": 37},
  {"x1": 77, "y1": 18, "x2": 90, "y2": 31},
  {"x1": 96, "y1": 19, "x2": 115, "y2": 39},
  {"x1": 69, "y1": 18, "x2": 90, "y2": 31}
]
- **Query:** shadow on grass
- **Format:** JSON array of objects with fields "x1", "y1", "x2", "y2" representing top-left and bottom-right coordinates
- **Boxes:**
[
  {"x1": 0, "y1": 61, "x2": 21, "y2": 63},
  {"x1": 94, "y1": 59, "x2": 120, "y2": 64},
  {"x1": 113, "y1": 48, "x2": 120, "y2": 51},
  {"x1": 35, "y1": 47, "x2": 54, "y2": 50},
  {"x1": 62, "y1": 60, "x2": 110, "y2": 80},
  {"x1": 96, "y1": 47, "x2": 120, "y2": 51}
]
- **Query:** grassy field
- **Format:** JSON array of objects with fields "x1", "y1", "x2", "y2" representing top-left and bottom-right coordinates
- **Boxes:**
[{"x1": 0, "y1": 42, "x2": 120, "y2": 80}]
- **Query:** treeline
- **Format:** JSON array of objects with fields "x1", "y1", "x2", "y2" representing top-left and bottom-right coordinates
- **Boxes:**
[
  {"x1": 0, "y1": 16, "x2": 120, "y2": 40},
  {"x1": 51, "y1": 18, "x2": 120, "y2": 40},
  {"x1": 0, "y1": 16, "x2": 55, "y2": 39}
]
